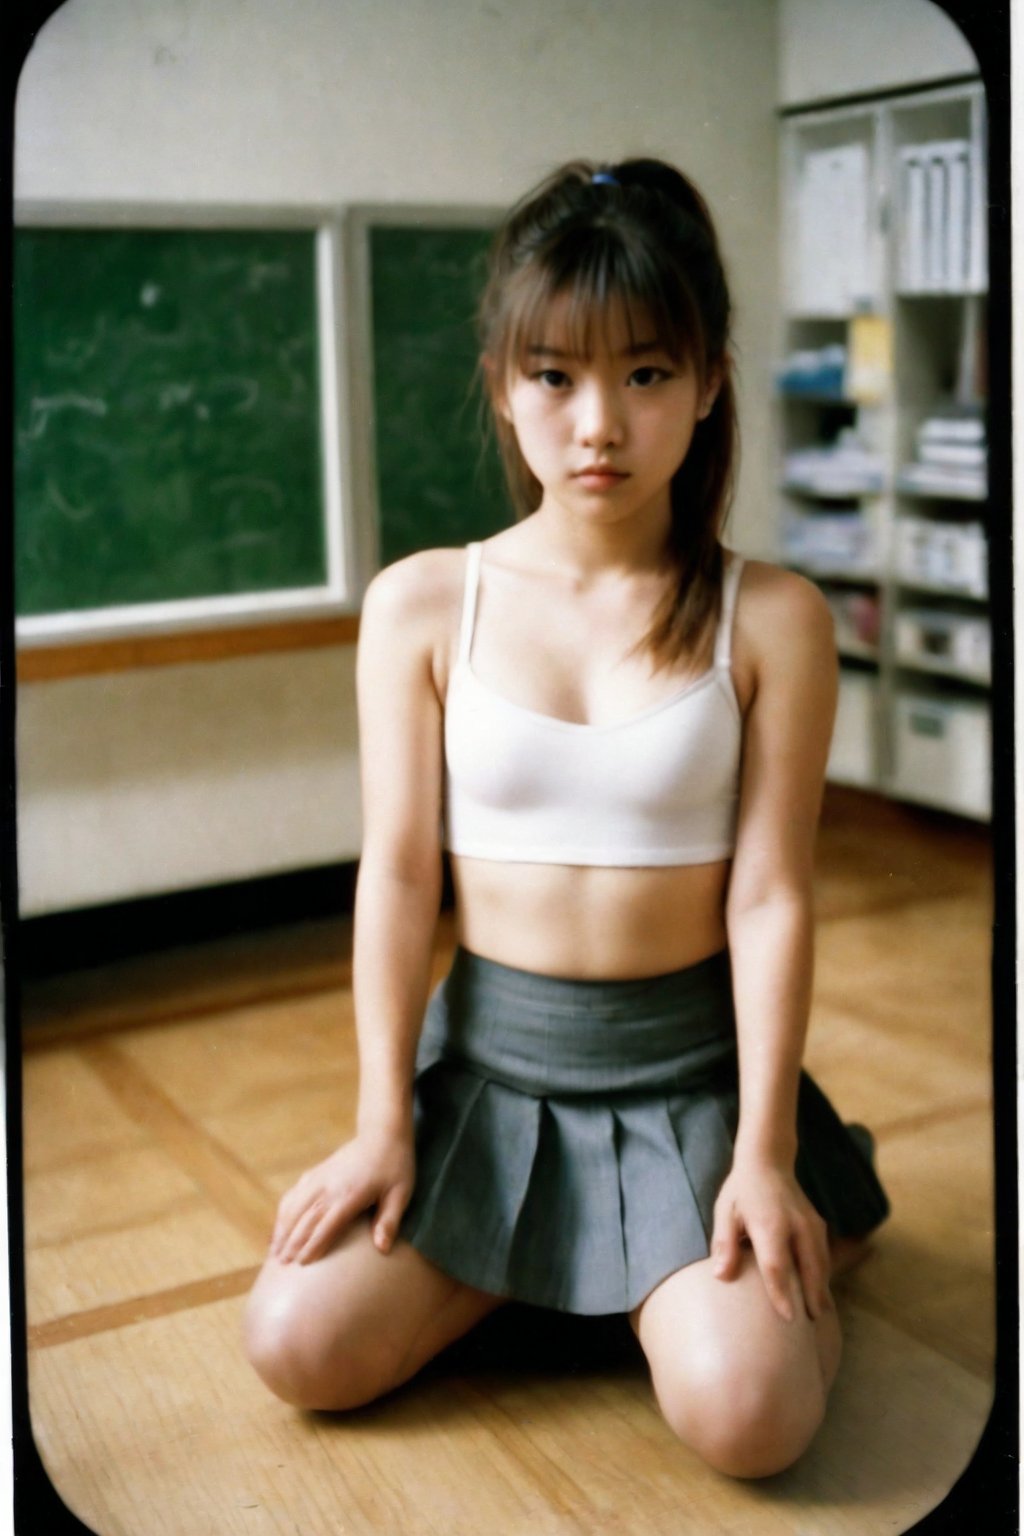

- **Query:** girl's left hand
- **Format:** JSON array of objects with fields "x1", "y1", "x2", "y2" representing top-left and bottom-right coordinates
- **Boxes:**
[{"x1": 710, "y1": 1160, "x2": 831, "y2": 1323}]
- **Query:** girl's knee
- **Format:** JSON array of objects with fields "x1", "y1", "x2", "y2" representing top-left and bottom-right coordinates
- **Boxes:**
[
  {"x1": 242, "y1": 1280, "x2": 399, "y2": 1412},
  {"x1": 654, "y1": 1352, "x2": 828, "y2": 1479}
]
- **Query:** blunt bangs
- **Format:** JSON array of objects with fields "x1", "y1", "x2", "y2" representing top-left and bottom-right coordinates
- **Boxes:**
[{"x1": 496, "y1": 225, "x2": 709, "y2": 383}]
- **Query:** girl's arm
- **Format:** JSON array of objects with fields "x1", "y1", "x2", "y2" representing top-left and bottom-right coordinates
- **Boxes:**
[
  {"x1": 713, "y1": 569, "x2": 839, "y2": 1322},
  {"x1": 271, "y1": 554, "x2": 448, "y2": 1264},
  {"x1": 352, "y1": 556, "x2": 447, "y2": 1140}
]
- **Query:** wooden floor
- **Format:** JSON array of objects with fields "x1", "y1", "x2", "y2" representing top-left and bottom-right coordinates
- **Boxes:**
[{"x1": 21, "y1": 787, "x2": 995, "y2": 1535}]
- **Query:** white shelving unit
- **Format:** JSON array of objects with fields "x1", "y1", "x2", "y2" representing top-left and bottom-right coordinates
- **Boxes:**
[{"x1": 777, "y1": 81, "x2": 990, "y2": 821}]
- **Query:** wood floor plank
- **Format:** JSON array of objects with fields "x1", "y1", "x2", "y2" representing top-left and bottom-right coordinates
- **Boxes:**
[
  {"x1": 22, "y1": 1047, "x2": 148, "y2": 1175},
  {"x1": 836, "y1": 1108, "x2": 995, "y2": 1378},
  {"x1": 27, "y1": 1144, "x2": 203, "y2": 1249},
  {"x1": 813, "y1": 897, "x2": 991, "y2": 1057},
  {"x1": 870, "y1": 1094, "x2": 993, "y2": 1142},
  {"x1": 26, "y1": 1292, "x2": 993, "y2": 1536},
  {"x1": 29, "y1": 1297, "x2": 590, "y2": 1536},
  {"x1": 26, "y1": 1204, "x2": 263, "y2": 1329},
  {"x1": 802, "y1": 1005, "x2": 990, "y2": 1131},
  {"x1": 111, "y1": 988, "x2": 358, "y2": 1121},
  {"x1": 29, "y1": 1265, "x2": 262, "y2": 1349},
  {"x1": 79, "y1": 1038, "x2": 278, "y2": 1247},
  {"x1": 23, "y1": 1045, "x2": 272, "y2": 1328},
  {"x1": 814, "y1": 787, "x2": 991, "y2": 917}
]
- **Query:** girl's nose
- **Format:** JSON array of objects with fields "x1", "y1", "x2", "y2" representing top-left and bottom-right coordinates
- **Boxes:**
[{"x1": 575, "y1": 383, "x2": 624, "y2": 447}]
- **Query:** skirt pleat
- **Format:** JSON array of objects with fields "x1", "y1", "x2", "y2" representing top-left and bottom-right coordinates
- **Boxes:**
[
  {"x1": 507, "y1": 1101, "x2": 628, "y2": 1313},
  {"x1": 402, "y1": 1062, "x2": 544, "y2": 1295},
  {"x1": 664, "y1": 1089, "x2": 741, "y2": 1240},
  {"x1": 615, "y1": 1097, "x2": 719, "y2": 1308},
  {"x1": 398, "y1": 947, "x2": 890, "y2": 1315}
]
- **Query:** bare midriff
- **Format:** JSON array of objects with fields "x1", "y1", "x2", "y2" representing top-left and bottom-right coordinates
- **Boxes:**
[{"x1": 449, "y1": 855, "x2": 731, "y2": 980}]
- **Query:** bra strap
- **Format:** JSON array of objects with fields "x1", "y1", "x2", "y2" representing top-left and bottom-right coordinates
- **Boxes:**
[
  {"x1": 457, "y1": 543, "x2": 484, "y2": 665},
  {"x1": 714, "y1": 553, "x2": 744, "y2": 668}
]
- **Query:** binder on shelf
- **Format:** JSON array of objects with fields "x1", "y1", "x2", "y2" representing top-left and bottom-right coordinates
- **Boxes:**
[
  {"x1": 945, "y1": 145, "x2": 969, "y2": 291},
  {"x1": 796, "y1": 142, "x2": 871, "y2": 312},
  {"x1": 898, "y1": 138, "x2": 974, "y2": 293},
  {"x1": 924, "y1": 153, "x2": 946, "y2": 289},
  {"x1": 900, "y1": 149, "x2": 927, "y2": 290}
]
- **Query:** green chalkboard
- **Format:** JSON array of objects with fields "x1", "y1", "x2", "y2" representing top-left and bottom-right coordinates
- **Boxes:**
[
  {"x1": 14, "y1": 228, "x2": 327, "y2": 617},
  {"x1": 370, "y1": 225, "x2": 513, "y2": 566}
]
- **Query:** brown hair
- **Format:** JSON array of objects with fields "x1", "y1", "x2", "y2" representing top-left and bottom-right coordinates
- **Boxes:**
[{"x1": 478, "y1": 157, "x2": 739, "y2": 669}]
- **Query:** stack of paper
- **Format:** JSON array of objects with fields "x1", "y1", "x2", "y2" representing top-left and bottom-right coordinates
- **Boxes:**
[
  {"x1": 783, "y1": 427, "x2": 885, "y2": 497},
  {"x1": 898, "y1": 408, "x2": 986, "y2": 499},
  {"x1": 782, "y1": 510, "x2": 877, "y2": 574},
  {"x1": 898, "y1": 139, "x2": 984, "y2": 291}
]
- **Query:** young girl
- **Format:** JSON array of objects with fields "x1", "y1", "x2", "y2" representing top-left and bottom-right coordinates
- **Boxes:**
[{"x1": 243, "y1": 157, "x2": 889, "y2": 1480}]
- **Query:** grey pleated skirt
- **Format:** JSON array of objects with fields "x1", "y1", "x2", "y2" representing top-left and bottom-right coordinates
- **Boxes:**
[{"x1": 398, "y1": 945, "x2": 889, "y2": 1315}]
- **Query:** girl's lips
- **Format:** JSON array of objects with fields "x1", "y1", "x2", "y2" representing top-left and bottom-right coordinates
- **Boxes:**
[{"x1": 574, "y1": 469, "x2": 629, "y2": 489}]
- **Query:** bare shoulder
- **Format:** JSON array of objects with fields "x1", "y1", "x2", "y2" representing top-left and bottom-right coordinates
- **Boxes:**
[
  {"x1": 362, "y1": 547, "x2": 466, "y2": 625},
  {"x1": 359, "y1": 547, "x2": 468, "y2": 665},
  {"x1": 734, "y1": 557, "x2": 836, "y2": 669}
]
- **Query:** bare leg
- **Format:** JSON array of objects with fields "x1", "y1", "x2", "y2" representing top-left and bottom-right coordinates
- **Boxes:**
[
  {"x1": 630, "y1": 1248, "x2": 842, "y2": 1479},
  {"x1": 243, "y1": 1216, "x2": 504, "y2": 1410}
]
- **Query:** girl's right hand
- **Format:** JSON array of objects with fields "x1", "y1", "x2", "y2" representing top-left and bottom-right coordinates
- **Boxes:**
[{"x1": 270, "y1": 1131, "x2": 416, "y2": 1265}]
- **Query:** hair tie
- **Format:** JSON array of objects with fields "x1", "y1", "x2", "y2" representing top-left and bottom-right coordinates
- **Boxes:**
[{"x1": 591, "y1": 170, "x2": 619, "y2": 187}]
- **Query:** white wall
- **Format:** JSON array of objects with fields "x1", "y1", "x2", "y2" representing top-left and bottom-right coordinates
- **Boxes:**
[
  {"x1": 14, "y1": 0, "x2": 783, "y2": 915},
  {"x1": 778, "y1": 0, "x2": 978, "y2": 107}
]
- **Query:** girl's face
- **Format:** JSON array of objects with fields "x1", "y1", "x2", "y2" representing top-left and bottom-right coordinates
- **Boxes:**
[{"x1": 496, "y1": 292, "x2": 718, "y2": 530}]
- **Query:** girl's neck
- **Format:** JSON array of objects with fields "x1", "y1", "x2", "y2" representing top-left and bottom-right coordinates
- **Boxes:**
[{"x1": 524, "y1": 499, "x2": 674, "y2": 581}]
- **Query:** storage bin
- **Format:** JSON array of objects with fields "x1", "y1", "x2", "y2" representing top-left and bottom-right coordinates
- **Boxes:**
[
  {"x1": 783, "y1": 511, "x2": 878, "y2": 574},
  {"x1": 895, "y1": 516, "x2": 987, "y2": 596},
  {"x1": 891, "y1": 691, "x2": 990, "y2": 818},
  {"x1": 828, "y1": 671, "x2": 878, "y2": 787},
  {"x1": 894, "y1": 608, "x2": 991, "y2": 680}
]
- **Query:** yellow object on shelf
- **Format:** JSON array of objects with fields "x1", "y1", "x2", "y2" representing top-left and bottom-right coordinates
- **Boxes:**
[{"x1": 847, "y1": 315, "x2": 893, "y2": 404}]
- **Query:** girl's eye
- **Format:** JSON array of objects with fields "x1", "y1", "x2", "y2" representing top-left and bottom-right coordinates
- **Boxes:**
[
  {"x1": 532, "y1": 369, "x2": 571, "y2": 389},
  {"x1": 629, "y1": 365, "x2": 673, "y2": 387}
]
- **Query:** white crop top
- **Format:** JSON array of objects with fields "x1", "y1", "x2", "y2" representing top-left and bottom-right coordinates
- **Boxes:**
[{"x1": 443, "y1": 543, "x2": 745, "y2": 867}]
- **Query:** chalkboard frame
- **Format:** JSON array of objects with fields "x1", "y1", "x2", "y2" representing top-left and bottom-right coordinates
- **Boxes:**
[
  {"x1": 344, "y1": 203, "x2": 506, "y2": 582},
  {"x1": 13, "y1": 202, "x2": 358, "y2": 649}
]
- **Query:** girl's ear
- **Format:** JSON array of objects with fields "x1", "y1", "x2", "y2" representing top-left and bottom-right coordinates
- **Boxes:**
[{"x1": 697, "y1": 358, "x2": 727, "y2": 420}]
